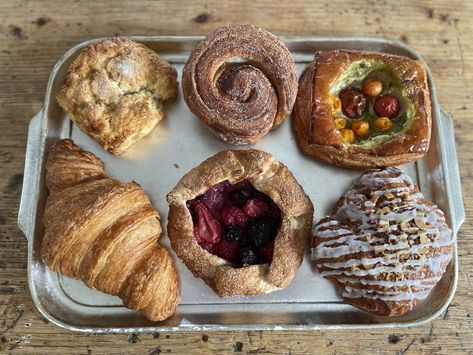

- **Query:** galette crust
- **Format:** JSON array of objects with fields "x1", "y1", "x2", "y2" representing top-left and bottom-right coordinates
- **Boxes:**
[
  {"x1": 167, "y1": 149, "x2": 314, "y2": 297},
  {"x1": 293, "y1": 50, "x2": 432, "y2": 169}
]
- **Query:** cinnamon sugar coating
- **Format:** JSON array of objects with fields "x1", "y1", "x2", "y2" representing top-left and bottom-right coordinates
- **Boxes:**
[
  {"x1": 167, "y1": 149, "x2": 314, "y2": 297},
  {"x1": 182, "y1": 25, "x2": 298, "y2": 145}
]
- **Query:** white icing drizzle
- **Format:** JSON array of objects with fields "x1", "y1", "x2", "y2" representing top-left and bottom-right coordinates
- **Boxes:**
[
  {"x1": 312, "y1": 167, "x2": 454, "y2": 305},
  {"x1": 342, "y1": 287, "x2": 432, "y2": 301},
  {"x1": 337, "y1": 276, "x2": 442, "y2": 288},
  {"x1": 316, "y1": 228, "x2": 353, "y2": 238}
]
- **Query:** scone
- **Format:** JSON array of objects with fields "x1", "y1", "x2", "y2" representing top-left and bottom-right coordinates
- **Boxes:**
[
  {"x1": 57, "y1": 37, "x2": 178, "y2": 155},
  {"x1": 293, "y1": 50, "x2": 432, "y2": 168},
  {"x1": 182, "y1": 25, "x2": 298, "y2": 145},
  {"x1": 311, "y1": 167, "x2": 454, "y2": 316},
  {"x1": 167, "y1": 150, "x2": 313, "y2": 297}
]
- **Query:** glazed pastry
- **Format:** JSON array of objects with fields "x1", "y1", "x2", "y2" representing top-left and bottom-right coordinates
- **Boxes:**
[
  {"x1": 57, "y1": 37, "x2": 178, "y2": 155},
  {"x1": 167, "y1": 150, "x2": 313, "y2": 297},
  {"x1": 311, "y1": 167, "x2": 454, "y2": 316},
  {"x1": 41, "y1": 139, "x2": 179, "y2": 321},
  {"x1": 293, "y1": 50, "x2": 432, "y2": 168},
  {"x1": 182, "y1": 25, "x2": 298, "y2": 144}
]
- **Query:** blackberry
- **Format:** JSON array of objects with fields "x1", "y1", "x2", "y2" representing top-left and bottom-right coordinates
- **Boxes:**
[
  {"x1": 247, "y1": 219, "x2": 277, "y2": 247},
  {"x1": 239, "y1": 246, "x2": 258, "y2": 265},
  {"x1": 224, "y1": 225, "x2": 243, "y2": 242},
  {"x1": 231, "y1": 189, "x2": 252, "y2": 206}
]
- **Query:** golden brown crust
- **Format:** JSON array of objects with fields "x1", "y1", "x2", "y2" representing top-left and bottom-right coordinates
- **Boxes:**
[
  {"x1": 167, "y1": 149, "x2": 314, "y2": 297},
  {"x1": 293, "y1": 50, "x2": 432, "y2": 169},
  {"x1": 311, "y1": 167, "x2": 454, "y2": 316},
  {"x1": 45, "y1": 138, "x2": 105, "y2": 194},
  {"x1": 182, "y1": 25, "x2": 298, "y2": 145},
  {"x1": 41, "y1": 139, "x2": 179, "y2": 321},
  {"x1": 56, "y1": 37, "x2": 178, "y2": 155}
]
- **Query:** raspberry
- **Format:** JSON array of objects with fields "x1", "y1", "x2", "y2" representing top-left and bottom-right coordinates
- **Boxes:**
[
  {"x1": 212, "y1": 239, "x2": 240, "y2": 264},
  {"x1": 221, "y1": 205, "x2": 249, "y2": 227},
  {"x1": 201, "y1": 184, "x2": 227, "y2": 213},
  {"x1": 243, "y1": 198, "x2": 270, "y2": 219}
]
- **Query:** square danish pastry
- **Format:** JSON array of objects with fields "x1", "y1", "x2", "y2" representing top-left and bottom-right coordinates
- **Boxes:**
[{"x1": 293, "y1": 50, "x2": 432, "y2": 168}]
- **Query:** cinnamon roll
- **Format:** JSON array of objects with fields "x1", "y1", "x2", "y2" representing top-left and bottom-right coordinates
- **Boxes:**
[{"x1": 182, "y1": 25, "x2": 298, "y2": 144}]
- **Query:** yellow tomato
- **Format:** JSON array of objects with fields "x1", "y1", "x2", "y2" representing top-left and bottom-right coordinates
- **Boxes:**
[
  {"x1": 334, "y1": 117, "x2": 346, "y2": 130},
  {"x1": 374, "y1": 117, "x2": 393, "y2": 132},
  {"x1": 351, "y1": 120, "x2": 370, "y2": 136},
  {"x1": 341, "y1": 128, "x2": 355, "y2": 144}
]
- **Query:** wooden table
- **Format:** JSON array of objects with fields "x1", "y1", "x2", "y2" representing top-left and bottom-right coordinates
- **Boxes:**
[{"x1": 1, "y1": 0, "x2": 471, "y2": 353}]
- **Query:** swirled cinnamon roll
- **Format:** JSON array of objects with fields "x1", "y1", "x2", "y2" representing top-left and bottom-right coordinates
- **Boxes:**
[{"x1": 182, "y1": 25, "x2": 298, "y2": 144}]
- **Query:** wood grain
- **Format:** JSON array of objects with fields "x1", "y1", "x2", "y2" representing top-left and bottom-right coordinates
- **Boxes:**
[{"x1": 1, "y1": 0, "x2": 472, "y2": 353}]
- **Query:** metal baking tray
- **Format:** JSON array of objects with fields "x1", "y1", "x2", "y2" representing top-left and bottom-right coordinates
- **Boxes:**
[{"x1": 18, "y1": 36, "x2": 465, "y2": 332}]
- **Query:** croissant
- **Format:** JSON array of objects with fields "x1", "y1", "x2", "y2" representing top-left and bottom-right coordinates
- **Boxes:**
[
  {"x1": 41, "y1": 139, "x2": 179, "y2": 321},
  {"x1": 182, "y1": 24, "x2": 298, "y2": 144}
]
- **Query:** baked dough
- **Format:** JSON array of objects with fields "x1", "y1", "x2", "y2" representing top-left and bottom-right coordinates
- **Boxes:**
[
  {"x1": 182, "y1": 25, "x2": 298, "y2": 144},
  {"x1": 312, "y1": 167, "x2": 454, "y2": 316},
  {"x1": 57, "y1": 37, "x2": 178, "y2": 155},
  {"x1": 167, "y1": 149, "x2": 313, "y2": 297},
  {"x1": 293, "y1": 50, "x2": 432, "y2": 168},
  {"x1": 42, "y1": 139, "x2": 179, "y2": 321}
]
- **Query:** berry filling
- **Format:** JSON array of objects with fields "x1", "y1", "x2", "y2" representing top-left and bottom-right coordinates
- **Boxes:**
[{"x1": 186, "y1": 180, "x2": 281, "y2": 266}]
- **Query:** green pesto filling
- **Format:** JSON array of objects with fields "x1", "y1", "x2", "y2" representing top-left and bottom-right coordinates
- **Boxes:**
[{"x1": 330, "y1": 60, "x2": 414, "y2": 148}]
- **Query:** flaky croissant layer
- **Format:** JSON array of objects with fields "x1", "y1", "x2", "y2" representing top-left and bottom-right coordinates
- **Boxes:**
[{"x1": 41, "y1": 139, "x2": 179, "y2": 321}]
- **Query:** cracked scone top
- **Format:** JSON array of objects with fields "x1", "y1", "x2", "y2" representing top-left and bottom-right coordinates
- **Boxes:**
[
  {"x1": 311, "y1": 167, "x2": 454, "y2": 316},
  {"x1": 57, "y1": 37, "x2": 178, "y2": 155}
]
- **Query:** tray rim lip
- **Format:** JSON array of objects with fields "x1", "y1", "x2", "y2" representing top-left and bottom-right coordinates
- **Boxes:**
[{"x1": 20, "y1": 34, "x2": 461, "y2": 333}]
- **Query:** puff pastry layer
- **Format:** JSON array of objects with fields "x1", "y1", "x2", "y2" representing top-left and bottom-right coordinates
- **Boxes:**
[{"x1": 293, "y1": 50, "x2": 432, "y2": 168}]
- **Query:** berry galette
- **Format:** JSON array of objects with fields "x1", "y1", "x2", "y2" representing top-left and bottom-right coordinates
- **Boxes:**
[{"x1": 167, "y1": 149, "x2": 313, "y2": 297}]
